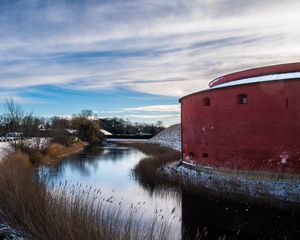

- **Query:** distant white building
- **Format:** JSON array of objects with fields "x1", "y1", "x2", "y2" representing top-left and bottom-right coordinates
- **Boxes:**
[
  {"x1": 65, "y1": 129, "x2": 78, "y2": 135},
  {"x1": 5, "y1": 132, "x2": 23, "y2": 138},
  {"x1": 100, "y1": 129, "x2": 112, "y2": 136}
]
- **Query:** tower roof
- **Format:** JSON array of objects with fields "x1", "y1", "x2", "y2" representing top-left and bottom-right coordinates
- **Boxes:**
[{"x1": 209, "y1": 62, "x2": 300, "y2": 88}]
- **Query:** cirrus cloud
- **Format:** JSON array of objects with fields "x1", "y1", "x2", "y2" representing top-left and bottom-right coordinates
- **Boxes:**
[
  {"x1": 0, "y1": 0, "x2": 300, "y2": 123},
  {"x1": 123, "y1": 104, "x2": 180, "y2": 112}
]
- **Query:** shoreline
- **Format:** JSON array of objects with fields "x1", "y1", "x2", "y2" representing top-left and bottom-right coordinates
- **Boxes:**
[
  {"x1": 163, "y1": 161, "x2": 300, "y2": 208},
  {"x1": 41, "y1": 141, "x2": 88, "y2": 166},
  {"x1": 0, "y1": 142, "x2": 173, "y2": 240},
  {"x1": 180, "y1": 160, "x2": 300, "y2": 183},
  {"x1": 0, "y1": 140, "x2": 88, "y2": 167},
  {"x1": 127, "y1": 142, "x2": 300, "y2": 212}
]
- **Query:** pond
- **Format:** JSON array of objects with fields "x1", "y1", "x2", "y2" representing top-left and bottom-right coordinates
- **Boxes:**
[{"x1": 41, "y1": 144, "x2": 300, "y2": 240}]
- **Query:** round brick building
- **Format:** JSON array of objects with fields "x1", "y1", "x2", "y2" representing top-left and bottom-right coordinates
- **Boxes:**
[{"x1": 179, "y1": 62, "x2": 300, "y2": 174}]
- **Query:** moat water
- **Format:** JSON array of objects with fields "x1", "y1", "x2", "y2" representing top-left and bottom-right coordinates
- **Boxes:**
[{"x1": 40, "y1": 144, "x2": 300, "y2": 240}]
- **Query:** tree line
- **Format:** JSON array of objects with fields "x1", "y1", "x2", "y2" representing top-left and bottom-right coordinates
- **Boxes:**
[{"x1": 0, "y1": 99, "x2": 165, "y2": 145}]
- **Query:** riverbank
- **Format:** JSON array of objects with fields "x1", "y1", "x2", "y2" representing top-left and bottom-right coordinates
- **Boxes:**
[
  {"x1": 11, "y1": 141, "x2": 88, "y2": 167},
  {"x1": 129, "y1": 142, "x2": 300, "y2": 212},
  {"x1": 0, "y1": 140, "x2": 88, "y2": 239},
  {"x1": 41, "y1": 141, "x2": 88, "y2": 165},
  {"x1": 0, "y1": 147, "x2": 174, "y2": 240},
  {"x1": 0, "y1": 139, "x2": 87, "y2": 166},
  {"x1": 126, "y1": 142, "x2": 181, "y2": 185}
]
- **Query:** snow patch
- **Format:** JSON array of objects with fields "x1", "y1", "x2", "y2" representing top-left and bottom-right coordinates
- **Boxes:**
[
  {"x1": 211, "y1": 72, "x2": 300, "y2": 89},
  {"x1": 0, "y1": 142, "x2": 11, "y2": 160},
  {"x1": 0, "y1": 222, "x2": 24, "y2": 240},
  {"x1": 22, "y1": 138, "x2": 50, "y2": 150},
  {"x1": 149, "y1": 124, "x2": 181, "y2": 152},
  {"x1": 162, "y1": 162, "x2": 300, "y2": 203},
  {"x1": 0, "y1": 138, "x2": 51, "y2": 161}
]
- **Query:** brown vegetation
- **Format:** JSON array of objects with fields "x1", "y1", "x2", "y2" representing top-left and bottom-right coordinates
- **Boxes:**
[
  {"x1": 44, "y1": 141, "x2": 87, "y2": 160},
  {"x1": 0, "y1": 151, "x2": 173, "y2": 240},
  {"x1": 71, "y1": 111, "x2": 104, "y2": 143},
  {"x1": 16, "y1": 141, "x2": 87, "y2": 166},
  {"x1": 129, "y1": 143, "x2": 300, "y2": 213},
  {"x1": 127, "y1": 143, "x2": 181, "y2": 185}
]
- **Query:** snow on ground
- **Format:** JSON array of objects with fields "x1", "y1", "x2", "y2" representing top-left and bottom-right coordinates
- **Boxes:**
[
  {"x1": 150, "y1": 124, "x2": 300, "y2": 203},
  {"x1": 0, "y1": 138, "x2": 50, "y2": 161},
  {"x1": 107, "y1": 138, "x2": 148, "y2": 143},
  {"x1": 0, "y1": 222, "x2": 24, "y2": 240},
  {"x1": 22, "y1": 138, "x2": 50, "y2": 150},
  {"x1": 0, "y1": 142, "x2": 11, "y2": 160},
  {"x1": 162, "y1": 162, "x2": 300, "y2": 203},
  {"x1": 149, "y1": 124, "x2": 181, "y2": 152}
]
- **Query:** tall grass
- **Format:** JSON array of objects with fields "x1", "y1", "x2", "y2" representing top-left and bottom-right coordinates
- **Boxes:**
[
  {"x1": 13, "y1": 141, "x2": 87, "y2": 166},
  {"x1": 128, "y1": 143, "x2": 181, "y2": 185},
  {"x1": 0, "y1": 151, "x2": 174, "y2": 240},
  {"x1": 129, "y1": 143, "x2": 300, "y2": 213}
]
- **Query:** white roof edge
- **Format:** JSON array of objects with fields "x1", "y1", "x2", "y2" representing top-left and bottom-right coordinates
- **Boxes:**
[
  {"x1": 100, "y1": 129, "x2": 112, "y2": 136},
  {"x1": 211, "y1": 72, "x2": 300, "y2": 89}
]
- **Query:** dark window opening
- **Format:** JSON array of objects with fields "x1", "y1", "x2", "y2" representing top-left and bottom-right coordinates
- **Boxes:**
[
  {"x1": 189, "y1": 152, "x2": 195, "y2": 159},
  {"x1": 237, "y1": 94, "x2": 248, "y2": 104},
  {"x1": 285, "y1": 98, "x2": 289, "y2": 109},
  {"x1": 202, "y1": 153, "x2": 208, "y2": 158},
  {"x1": 203, "y1": 97, "x2": 210, "y2": 106}
]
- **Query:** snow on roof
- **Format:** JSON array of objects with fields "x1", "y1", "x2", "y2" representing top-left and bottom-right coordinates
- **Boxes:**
[
  {"x1": 65, "y1": 129, "x2": 77, "y2": 134},
  {"x1": 211, "y1": 71, "x2": 300, "y2": 89},
  {"x1": 209, "y1": 62, "x2": 300, "y2": 88},
  {"x1": 100, "y1": 129, "x2": 112, "y2": 136}
]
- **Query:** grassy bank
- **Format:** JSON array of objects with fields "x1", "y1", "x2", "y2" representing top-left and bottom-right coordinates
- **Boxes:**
[
  {"x1": 16, "y1": 141, "x2": 87, "y2": 166},
  {"x1": 128, "y1": 143, "x2": 300, "y2": 213},
  {"x1": 0, "y1": 151, "x2": 173, "y2": 240},
  {"x1": 127, "y1": 143, "x2": 181, "y2": 185},
  {"x1": 42, "y1": 141, "x2": 87, "y2": 164}
]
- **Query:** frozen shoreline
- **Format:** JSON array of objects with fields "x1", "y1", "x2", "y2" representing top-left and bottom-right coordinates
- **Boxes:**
[
  {"x1": 150, "y1": 124, "x2": 300, "y2": 204},
  {"x1": 162, "y1": 162, "x2": 300, "y2": 203}
]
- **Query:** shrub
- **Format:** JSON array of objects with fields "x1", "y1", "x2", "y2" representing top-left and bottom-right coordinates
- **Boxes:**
[
  {"x1": 128, "y1": 143, "x2": 181, "y2": 185},
  {"x1": 51, "y1": 130, "x2": 76, "y2": 146},
  {"x1": 71, "y1": 117, "x2": 104, "y2": 143}
]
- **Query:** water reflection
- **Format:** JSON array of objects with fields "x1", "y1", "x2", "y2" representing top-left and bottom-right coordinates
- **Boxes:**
[
  {"x1": 41, "y1": 144, "x2": 300, "y2": 240},
  {"x1": 181, "y1": 191, "x2": 300, "y2": 239},
  {"x1": 42, "y1": 144, "x2": 182, "y2": 239}
]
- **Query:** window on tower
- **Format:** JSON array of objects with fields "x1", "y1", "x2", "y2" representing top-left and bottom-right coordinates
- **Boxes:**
[
  {"x1": 237, "y1": 94, "x2": 248, "y2": 104},
  {"x1": 203, "y1": 97, "x2": 211, "y2": 106}
]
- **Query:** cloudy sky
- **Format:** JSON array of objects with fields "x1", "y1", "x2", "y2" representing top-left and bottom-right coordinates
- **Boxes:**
[{"x1": 0, "y1": 0, "x2": 300, "y2": 126}]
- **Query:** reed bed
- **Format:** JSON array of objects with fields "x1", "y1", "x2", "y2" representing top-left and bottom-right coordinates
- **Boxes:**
[
  {"x1": 127, "y1": 143, "x2": 181, "y2": 185},
  {"x1": 0, "y1": 151, "x2": 174, "y2": 240},
  {"x1": 12, "y1": 141, "x2": 87, "y2": 166},
  {"x1": 129, "y1": 143, "x2": 300, "y2": 214}
]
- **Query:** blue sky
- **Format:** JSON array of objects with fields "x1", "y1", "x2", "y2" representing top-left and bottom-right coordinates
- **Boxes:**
[{"x1": 0, "y1": 0, "x2": 300, "y2": 126}]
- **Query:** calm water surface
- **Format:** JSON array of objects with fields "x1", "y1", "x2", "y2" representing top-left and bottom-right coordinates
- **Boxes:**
[
  {"x1": 41, "y1": 144, "x2": 300, "y2": 240},
  {"x1": 41, "y1": 144, "x2": 182, "y2": 237}
]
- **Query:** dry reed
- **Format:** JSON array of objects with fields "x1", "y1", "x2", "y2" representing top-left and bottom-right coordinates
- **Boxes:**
[
  {"x1": 14, "y1": 141, "x2": 87, "y2": 166},
  {"x1": 0, "y1": 151, "x2": 174, "y2": 240},
  {"x1": 127, "y1": 143, "x2": 181, "y2": 185},
  {"x1": 129, "y1": 143, "x2": 300, "y2": 213}
]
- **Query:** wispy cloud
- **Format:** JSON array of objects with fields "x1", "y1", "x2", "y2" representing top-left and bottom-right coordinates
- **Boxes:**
[
  {"x1": 0, "y1": 0, "x2": 300, "y2": 105},
  {"x1": 0, "y1": 90, "x2": 49, "y2": 105},
  {"x1": 126, "y1": 113, "x2": 180, "y2": 127},
  {"x1": 123, "y1": 104, "x2": 180, "y2": 112}
]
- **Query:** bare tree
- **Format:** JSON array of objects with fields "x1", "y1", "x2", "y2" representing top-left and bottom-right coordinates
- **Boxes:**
[
  {"x1": 2, "y1": 98, "x2": 24, "y2": 148},
  {"x1": 3, "y1": 98, "x2": 24, "y2": 133}
]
